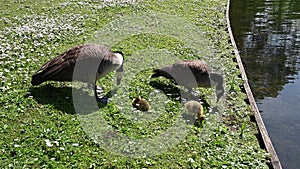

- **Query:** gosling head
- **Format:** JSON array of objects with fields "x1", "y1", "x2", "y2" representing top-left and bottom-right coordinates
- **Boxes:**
[{"x1": 132, "y1": 96, "x2": 151, "y2": 112}]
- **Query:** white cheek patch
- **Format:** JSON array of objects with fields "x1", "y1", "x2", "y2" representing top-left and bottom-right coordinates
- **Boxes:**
[{"x1": 114, "y1": 53, "x2": 123, "y2": 67}]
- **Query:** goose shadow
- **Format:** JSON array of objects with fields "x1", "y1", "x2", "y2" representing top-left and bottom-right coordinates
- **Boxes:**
[
  {"x1": 28, "y1": 84, "x2": 107, "y2": 115},
  {"x1": 149, "y1": 80, "x2": 181, "y2": 100},
  {"x1": 149, "y1": 80, "x2": 210, "y2": 107}
]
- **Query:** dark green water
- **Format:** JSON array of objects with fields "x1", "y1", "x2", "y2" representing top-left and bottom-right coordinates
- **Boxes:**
[{"x1": 229, "y1": 0, "x2": 300, "y2": 168}]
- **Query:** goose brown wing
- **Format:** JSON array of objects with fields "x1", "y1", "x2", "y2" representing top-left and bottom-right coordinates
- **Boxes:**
[
  {"x1": 178, "y1": 60, "x2": 211, "y2": 74},
  {"x1": 180, "y1": 60, "x2": 212, "y2": 87},
  {"x1": 170, "y1": 60, "x2": 211, "y2": 88},
  {"x1": 31, "y1": 45, "x2": 85, "y2": 85},
  {"x1": 31, "y1": 44, "x2": 116, "y2": 86},
  {"x1": 152, "y1": 60, "x2": 210, "y2": 79}
]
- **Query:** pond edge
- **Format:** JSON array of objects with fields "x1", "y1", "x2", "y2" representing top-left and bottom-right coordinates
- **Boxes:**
[{"x1": 226, "y1": 0, "x2": 282, "y2": 168}]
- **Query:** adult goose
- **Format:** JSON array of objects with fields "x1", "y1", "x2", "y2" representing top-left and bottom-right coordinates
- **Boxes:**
[
  {"x1": 151, "y1": 60, "x2": 224, "y2": 101},
  {"x1": 31, "y1": 44, "x2": 124, "y2": 101}
]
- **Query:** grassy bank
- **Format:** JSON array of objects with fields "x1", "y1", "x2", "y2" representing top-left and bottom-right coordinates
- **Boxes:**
[{"x1": 0, "y1": 0, "x2": 270, "y2": 168}]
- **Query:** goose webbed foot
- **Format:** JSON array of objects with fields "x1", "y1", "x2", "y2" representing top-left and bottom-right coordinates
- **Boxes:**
[{"x1": 96, "y1": 95, "x2": 110, "y2": 105}]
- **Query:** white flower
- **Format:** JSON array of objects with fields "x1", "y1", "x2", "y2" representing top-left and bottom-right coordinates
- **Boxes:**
[
  {"x1": 45, "y1": 139, "x2": 53, "y2": 147},
  {"x1": 72, "y1": 143, "x2": 79, "y2": 147},
  {"x1": 188, "y1": 158, "x2": 195, "y2": 163}
]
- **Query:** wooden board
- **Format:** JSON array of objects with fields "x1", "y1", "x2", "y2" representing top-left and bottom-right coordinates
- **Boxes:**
[{"x1": 226, "y1": 0, "x2": 282, "y2": 168}]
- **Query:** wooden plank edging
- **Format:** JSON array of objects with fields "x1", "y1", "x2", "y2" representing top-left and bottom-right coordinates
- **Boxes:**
[{"x1": 225, "y1": 0, "x2": 282, "y2": 168}]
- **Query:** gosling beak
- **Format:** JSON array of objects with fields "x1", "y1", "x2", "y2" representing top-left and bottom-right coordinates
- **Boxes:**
[{"x1": 116, "y1": 63, "x2": 123, "y2": 85}]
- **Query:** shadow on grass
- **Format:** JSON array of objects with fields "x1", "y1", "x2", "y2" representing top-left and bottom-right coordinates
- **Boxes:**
[
  {"x1": 29, "y1": 84, "x2": 106, "y2": 115},
  {"x1": 149, "y1": 80, "x2": 181, "y2": 100},
  {"x1": 149, "y1": 80, "x2": 210, "y2": 107}
]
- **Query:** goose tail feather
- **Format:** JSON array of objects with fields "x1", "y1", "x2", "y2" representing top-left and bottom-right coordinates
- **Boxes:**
[
  {"x1": 151, "y1": 69, "x2": 173, "y2": 79},
  {"x1": 31, "y1": 71, "x2": 47, "y2": 86}
]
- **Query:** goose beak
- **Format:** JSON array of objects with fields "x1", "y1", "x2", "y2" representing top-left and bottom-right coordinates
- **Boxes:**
[
  {"x1": 216, "y1": 88, "x2": 224, "y2": 102},
  {"x1": 116, "y1": 64, "x2": 123, "y2": 85},
  {"x1": 211, "y1": 73, "x2": 224, "y2": 102}
]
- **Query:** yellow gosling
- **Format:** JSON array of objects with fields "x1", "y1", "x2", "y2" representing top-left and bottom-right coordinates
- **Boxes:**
[{"x1": 184, "y1": 100, "x2": 205, "y2": 123}]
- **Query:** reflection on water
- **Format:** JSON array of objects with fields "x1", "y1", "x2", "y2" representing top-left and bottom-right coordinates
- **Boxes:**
[
  {"x1": 258, "y1": 76, "x2": 300, "y2": 168},
  {"x1": 230, "y1": 0, "x2": 300, "y2": 99},
  {"x1": 230, "y1": 0, "x2": 300, "y2": 168}
]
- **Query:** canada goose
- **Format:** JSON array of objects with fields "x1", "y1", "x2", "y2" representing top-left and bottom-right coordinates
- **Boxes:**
[
  {"x1": 151, "y1": 60, "x2": 224, "y2": 101},
  {"x1": 184, "y1": 100, "x2": 205, "y2": 123},
  {"x1": 31, "y1": 44, "x2": 124, "y2": 101},
  {"x1": 132, "y1": 96, "x2": 151, "y2": 112}
]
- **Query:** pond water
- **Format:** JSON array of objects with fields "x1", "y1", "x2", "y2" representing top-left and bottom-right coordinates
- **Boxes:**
[{"x1": 229, "y1": 0, "x2": 300, "y2": 168}]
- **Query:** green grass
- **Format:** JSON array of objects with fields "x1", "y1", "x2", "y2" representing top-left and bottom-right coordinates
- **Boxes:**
[{"x1": 0, "y1": 0, "x2": 270, "y2": 168}]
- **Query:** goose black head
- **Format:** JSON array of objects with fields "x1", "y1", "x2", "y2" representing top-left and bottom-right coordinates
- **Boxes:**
[{"x1": 114, "y1": 51, "x2": 124, "y2": 85}]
